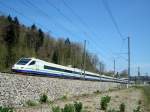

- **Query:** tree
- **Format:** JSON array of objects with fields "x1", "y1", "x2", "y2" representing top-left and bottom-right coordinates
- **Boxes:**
[
  {"x1": 31, "y1": 24, "x2": 36, "y2": 30},
  {"x1": 52, "y1": 50, "x2": 59, "y2": 64},
  {"x1": 65, "y1": 38, "x2": 71, "y2": 45},
  {"x1": 14, "y1": 16, "x2": 19, "y2": 25},
  {"x1": 3, "y1": 22, "x2": 19, "y2": 68},
  {"x1": 13, "y1": 16, "x2": 20, "y2": 44},
  {"x1": 37, "y1": 28, "x2": 44, "y2": 48},
  {"x1": 119, "y1": 70, "x2": 128, "y2": 78},
  {"x1": 7, "y1": 15, "x2": 12, "y2": 22},
  {"x1": 4, "y1": 24, "x2": 16, "y2": 46}
]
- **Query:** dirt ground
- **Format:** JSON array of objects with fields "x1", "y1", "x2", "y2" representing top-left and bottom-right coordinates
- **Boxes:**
[{"x1": 15, "y1": 88, "x2": 146, "y2": 112}]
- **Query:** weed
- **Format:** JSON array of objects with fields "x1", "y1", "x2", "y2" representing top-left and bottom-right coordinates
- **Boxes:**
[
  {"x1": 119, "y1": 103, "x2": 125, "y2": 112},
  {"x1": 100, "y1": 95, "x2": 111, "y2": 110},
  {"x1": 138, "y1": 100, "x2": 142, "y2": 105},
  {"x1": 40, "y1": 93, "x2": 48, "y2": 103},
  {"x1": 52, "y1": 102, "x2": 83, "y2": 112},
  {"x1": 81, "y1": 93, "x2": 88, "y2": 97},
  {"x1": 48, "y1": 100, "x2": 54, "y2": 105},
  {"x1": 52, "y1": 106, "x2": 61, "y2": 112},
  {"x1": 0, "y1": 106, "x2": 14, "y2": 112},
  {"x1": 74, "y1": 101, "x2": 82, "y2": 112},
  {"x1": 93, "y1": 90, "x2": 101, "y2": 94},
  {"x1": 61, "y1": 104, "x2": 75, "y2": 112},
  {"x1": 133, "y1": 106, "x2": 141, "y2": 112},
  {"x1": 26, "y1": 100, "x2": 38, "y2": 106},
  {"x1": 60, "y1": 95, "x2": 68, "y2": 101}
]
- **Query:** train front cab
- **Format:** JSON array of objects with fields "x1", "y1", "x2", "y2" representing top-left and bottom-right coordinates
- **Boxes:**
[{"x1": 12, "y1": 58, "x2": 39, "y2": 73}]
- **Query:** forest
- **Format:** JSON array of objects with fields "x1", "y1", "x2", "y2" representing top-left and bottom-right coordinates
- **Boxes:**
[{"x1": 0, "y1": 15, "x2": 105, "y2": 74}]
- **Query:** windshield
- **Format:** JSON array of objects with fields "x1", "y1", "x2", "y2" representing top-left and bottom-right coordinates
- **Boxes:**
[{"x1": 16, "y1": 58, "x2": 31, "y2": 65}]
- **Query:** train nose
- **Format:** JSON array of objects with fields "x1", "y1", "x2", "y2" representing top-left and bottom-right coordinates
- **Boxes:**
[{"x1": 12, "y1": 64, "x2": 23, "y2": 70}]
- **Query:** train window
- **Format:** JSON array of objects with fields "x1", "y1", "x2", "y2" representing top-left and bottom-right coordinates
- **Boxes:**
[
  {"x1": 29, "y1": 61, "x2": 36, "y2": 65},
  {"x1": 17, "y1": 58, "x2": 31, "y2": 65}
]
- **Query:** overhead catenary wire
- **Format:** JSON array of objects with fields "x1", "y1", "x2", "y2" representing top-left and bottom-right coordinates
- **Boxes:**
[
  {"x1": 22, "y1": 0, "x2": 120, "y2": 63},
  {"x1": 47, "y1": 0, "x2": 118, "y2": 62},
  {"x1": 102, "y1": 0, "x2": 124, "y2": 40},
  {"x1": 62, "y1": 0, "x2": 128, "y2": 63},
  {"x1": 101, "y1": 0, "x2": 128, "y2": 62},
  {"x1": 22, "y1": 0, "x2": 87, "y2": 41},
  {"x1": 62, "y1": 0, "x2": 118, "y2": 57}
]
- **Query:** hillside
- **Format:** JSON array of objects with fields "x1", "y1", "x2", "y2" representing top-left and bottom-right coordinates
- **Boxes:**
[{"x1": 0, "y1": 15, "x2": 104, "y2": 73}]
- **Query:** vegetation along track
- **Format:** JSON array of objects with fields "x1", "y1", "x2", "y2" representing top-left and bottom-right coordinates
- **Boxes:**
[{"x1": 13, "y1": 87, "x2": 150, "y2": 112}]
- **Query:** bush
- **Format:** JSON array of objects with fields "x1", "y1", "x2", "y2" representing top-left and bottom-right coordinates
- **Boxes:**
[
  {"x1": 40, "y1": 93, "x2": 48, "y2": 103},
  {"x1": 26, "y1": 100, "x2": 37, "y2": 106},
  {"x1": 61, "y1": 104, "x2": 75, "y2": 112},
  {"x1": 74, "y1": 102, "x2": 82, "y2": 112},
  {"x1": 0, "y1": 106, "x2": 13, "y2": 112},
  {"x1": 100, "y1": 95, "x2": 111, "y2": 110},
  {"x1": 52, "y1": 102, "x2": 83, "y2": 112},
  {"x1": 133, "y1": 106, "x2": 141, "y2": 112},
  {"x1": 52, "y1": 106, "x2": 61, "y2": 112},
  {"x1": 119, "y1": 103, "x2": 125, "y2": 112}
]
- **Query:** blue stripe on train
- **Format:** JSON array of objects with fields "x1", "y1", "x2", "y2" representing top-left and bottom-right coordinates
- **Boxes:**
[
  {"x1": 12, "y1": 69, "x2": 99, "y2": 81},
  {"x1": 12, "y1": 69, "x2": 127, "y2": 83}
]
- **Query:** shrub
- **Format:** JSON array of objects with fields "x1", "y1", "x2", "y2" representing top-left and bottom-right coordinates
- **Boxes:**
[
  {"x1": 52, "y1": 106, "x2": 61, "y2": 112},
  {"x1": 133, "y1": 106, "x2": 141, "y2": 112},
  {"x1": 119, "y1": 103, "x2": 125, "y2": 112},
  {"x1": 0, "y1": 106, "x2": 13, "y2": 112},
  {"x1": 40, "y1": 93, "x2": 48, "y2": 103},
  {"x1": 52, "y1": 102, "x2": 83, "y2": 112},
  {"x1": 26, "y1": 100, "x2": 38, "y2": 106},
  {"x1": 61, "y1": 104, "x2": 75, "y2": 112},
  {"x1": 74, "y1": 102, "x2": 82, "y2": 112},
  {"x1": 100, "y1": 95, "x2": 111, "y2": 110}
]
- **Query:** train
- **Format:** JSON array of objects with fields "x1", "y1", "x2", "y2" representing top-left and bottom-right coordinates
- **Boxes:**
[{"x1": 12, "y1": 57, "x2": 128, "y2": 83}]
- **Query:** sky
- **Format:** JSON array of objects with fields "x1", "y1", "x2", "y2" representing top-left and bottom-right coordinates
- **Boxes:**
[{"x1": 0, "y1": 0, "x2": 150, "y2": 76}]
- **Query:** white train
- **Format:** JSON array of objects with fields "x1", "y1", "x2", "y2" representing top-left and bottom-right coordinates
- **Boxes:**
[{"x1": 12, "y1": 57, "x2": 128, "y2": 83}]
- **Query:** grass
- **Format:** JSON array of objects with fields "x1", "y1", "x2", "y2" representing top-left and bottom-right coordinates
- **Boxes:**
[
  {"x1": 140, "y1": 86, "x2": 150, "y2": 111},
  {"x1": 0, "y1": 106, "x2": 14, "y2": 112},
  {"x1": 59, "y1": 95, "x2": 68, "y2": 101},
  {"x1": 133, "y1": 85, "x2": 150, "y2": 111},
  {"x1": 26, "y1": 100, "x2": 38, "y2": 106},
  {"x1": 141, "y1": 86, "x2": 150, "y2": 103}
]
